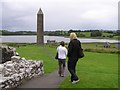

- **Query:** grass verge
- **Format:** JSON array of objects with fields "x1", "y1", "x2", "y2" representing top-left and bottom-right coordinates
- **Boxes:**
[
  {"x1": 59, "y1": 52, "x2": 118, "y2": 88},
  {"x1": 16, "y1": 44, "x2": 58, "y2": 74}
]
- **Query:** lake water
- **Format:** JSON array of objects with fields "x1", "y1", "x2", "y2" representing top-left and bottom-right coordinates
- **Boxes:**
[{"x1": 0, "y1": 35, "x2": 119, "y2": 43}]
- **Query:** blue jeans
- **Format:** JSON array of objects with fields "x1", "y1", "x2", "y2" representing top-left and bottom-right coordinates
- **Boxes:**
[{"x1": 68, "y1": 57, "x2": 79, "y2": 82}]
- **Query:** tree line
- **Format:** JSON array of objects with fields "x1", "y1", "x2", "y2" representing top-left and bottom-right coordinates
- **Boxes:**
[
  {"x1": 1, "y1": 30, "x2": 120, "y2": 38},
  {"x1": 1, "y1": 30, "x2": 36, "y2": 35}
]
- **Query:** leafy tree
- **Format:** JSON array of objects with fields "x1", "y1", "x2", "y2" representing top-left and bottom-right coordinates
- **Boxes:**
[
  {"x1": 116, "y1": 30, "x2": 120, "y2": 35},
  {"x1": 90, "y1": 30, "x2": 102, "y2": 37}
]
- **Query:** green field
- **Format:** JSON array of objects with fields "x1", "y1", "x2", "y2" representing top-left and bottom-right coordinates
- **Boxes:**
[
  {"x1": 76, "y1": 32, "x2": 119, "y2": 39},
  {"x1": 16, "y1": 44, "x2": 118, "y2": 88},
  {"x1": 16, "y1": 45, "x2": 58, "y2": 74},
  {"x1": 82, "y1": 43, "x2": 119, "y2": 54},
  {"x1": 59, "y1": 52, "x2": 118, "y2": 88}
]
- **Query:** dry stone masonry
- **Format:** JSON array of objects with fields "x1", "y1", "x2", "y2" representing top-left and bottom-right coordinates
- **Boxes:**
[
  {"x1": 0, "y1": 46, "x2": 44, "y2": 88},
  {"x1": 37, "y1": 8, "x2": 44, "y2": 45},
  {"x1": 0, "y1": 46, "x2": 16, "y2": 63}
]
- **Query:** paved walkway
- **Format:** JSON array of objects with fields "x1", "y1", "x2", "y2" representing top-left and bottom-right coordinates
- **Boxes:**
[{"x1": 17, "y1": 68, "x2": 69, "y2": 88}]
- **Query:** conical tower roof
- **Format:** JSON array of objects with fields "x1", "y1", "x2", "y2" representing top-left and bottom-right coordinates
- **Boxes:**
[{"x1": 37, "y1": 8, "x2": 43, "y2": 14}]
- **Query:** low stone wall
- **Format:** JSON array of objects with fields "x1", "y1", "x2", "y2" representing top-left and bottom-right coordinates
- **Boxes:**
[
  {"x1": 0, "y1": 46, "x2": 17, "y2": 63},
  {"x1": 0, "y1": 46, "x2": 44, "y2": 88}
]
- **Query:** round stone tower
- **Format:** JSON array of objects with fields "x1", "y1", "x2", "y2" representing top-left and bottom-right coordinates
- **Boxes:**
[{"x1": 37, "y1": 8, "x2": 44, "y2": 45}]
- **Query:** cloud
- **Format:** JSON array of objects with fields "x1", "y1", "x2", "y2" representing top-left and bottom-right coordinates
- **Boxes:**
[
  {"x1": 0, "y1": 2, "x2": 2, "y2": 29},
  {"x1": 0, "y1": 0, "x2": 119, "y2": 31}
]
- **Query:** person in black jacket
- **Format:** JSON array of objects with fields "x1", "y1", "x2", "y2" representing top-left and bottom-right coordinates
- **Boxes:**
[{"x1": 67, "y1": 32, "x2": 81, "y2": 84}]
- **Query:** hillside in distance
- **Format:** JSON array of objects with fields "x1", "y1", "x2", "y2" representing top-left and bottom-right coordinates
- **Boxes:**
[{"x1": 1, "y1": 29, "x2": 120, "y2": 40}]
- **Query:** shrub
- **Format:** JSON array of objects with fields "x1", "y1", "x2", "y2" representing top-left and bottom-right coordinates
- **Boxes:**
[
  {"x1": 84, "y1": 48, "x2": 118, "y2": 54},
  {"x1": 90, "y1": 30, "x2": 102, "y2": 37}
]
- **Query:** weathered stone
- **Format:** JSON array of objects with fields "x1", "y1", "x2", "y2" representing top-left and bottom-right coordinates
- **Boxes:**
[
  {"x1": 0, "y1": 46, "x2": 44, "y2": 88},
  {"x1": 0, "y1": 46, "x2": 17, "y2": 63},
  {"x1": 37, "y1": 8, "x2": 44, "y2": 45}
]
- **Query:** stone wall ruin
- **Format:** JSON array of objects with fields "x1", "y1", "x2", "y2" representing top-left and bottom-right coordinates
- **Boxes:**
[{"x1": 0, "y1": 46, "x2": 44, "y2": 88}]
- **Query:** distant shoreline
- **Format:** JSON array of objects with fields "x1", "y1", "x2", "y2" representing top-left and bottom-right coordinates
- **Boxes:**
[
  {"x1": 1, "y1": 34, "x2": 119, "y2": 40},
  {"x1": 1, "y1": 30, "x2": 120, "y2": 40}
]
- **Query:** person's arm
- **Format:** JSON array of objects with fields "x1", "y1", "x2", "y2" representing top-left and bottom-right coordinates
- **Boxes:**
[
  {"x1": 79, "y1": 40, "x2": 82, "y2": 48},
  {"x1": 65, "y1": 47, "x2": 67, "y2": 56},
  {"x1": 57, "y1": 47, "x2": 59, "y2": 52},
  {"x1": 67, "y1": 41, "x2": 73, "y2": 57}
]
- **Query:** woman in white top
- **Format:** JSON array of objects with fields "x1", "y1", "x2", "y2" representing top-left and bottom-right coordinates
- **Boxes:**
[{"x1": 57, "y1": 41, "x2": 67, "y2": 77}]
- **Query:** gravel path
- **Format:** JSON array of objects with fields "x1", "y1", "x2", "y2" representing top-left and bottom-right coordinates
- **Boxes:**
[{"x1": 17, "y1": 68, "x2": 68, "y2": 88}]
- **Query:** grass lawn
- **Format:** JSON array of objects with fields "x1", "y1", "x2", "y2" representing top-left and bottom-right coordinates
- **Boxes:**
[
  {"x1": 82, "y1": 43, "x2": 119, "y2": 54},
  {"x1": 76, "y1": 32, "x2": 118, "y2": 39},
  {"x1": 16, "y1": 44, "x2": 118, "y2": 88},
  {"x1": 59, "y1": 52, "x2": 118, "y2": 88},
  {"x1": 16, "y1": 44, "x2": 58, "y2": 74}
]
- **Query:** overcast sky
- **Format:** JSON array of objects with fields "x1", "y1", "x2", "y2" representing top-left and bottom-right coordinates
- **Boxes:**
[{"x1": 0, "y1": 0, "x2": 119, "y2": 31}]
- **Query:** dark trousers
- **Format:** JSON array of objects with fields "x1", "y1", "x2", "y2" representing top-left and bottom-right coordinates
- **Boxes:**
[
  {"x1": 58, "y1": 59, "x2": 66, "y2": 75},
  {"x1": 68, "y1": 57, "x2": 79, "y2": 82}
]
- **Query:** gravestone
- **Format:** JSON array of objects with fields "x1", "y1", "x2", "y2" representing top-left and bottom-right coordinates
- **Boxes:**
[
  {"x1": 37, "y1": 8, "x2": 44, "y2": 45},
  {"x1": 104, "y1": 42, "x2": 110, "y2": 48}
]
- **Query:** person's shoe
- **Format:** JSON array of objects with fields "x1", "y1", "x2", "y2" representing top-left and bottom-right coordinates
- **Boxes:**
[
  {"x1": 72, "y1": 79, "x2": 80, "y2": 84},
  {"x1": 61, "y1": 75, "x2": 64, "y2": 77}
]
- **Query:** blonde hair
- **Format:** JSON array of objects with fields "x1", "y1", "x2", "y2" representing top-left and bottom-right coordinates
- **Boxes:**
[{"x1": 70, "y1": 32, "x2": 77, "y2": 40}]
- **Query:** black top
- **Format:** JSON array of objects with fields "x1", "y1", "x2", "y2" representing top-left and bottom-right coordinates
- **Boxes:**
[{"x1": 67, "y1": 39, "x2": 81, "y2": 58}]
